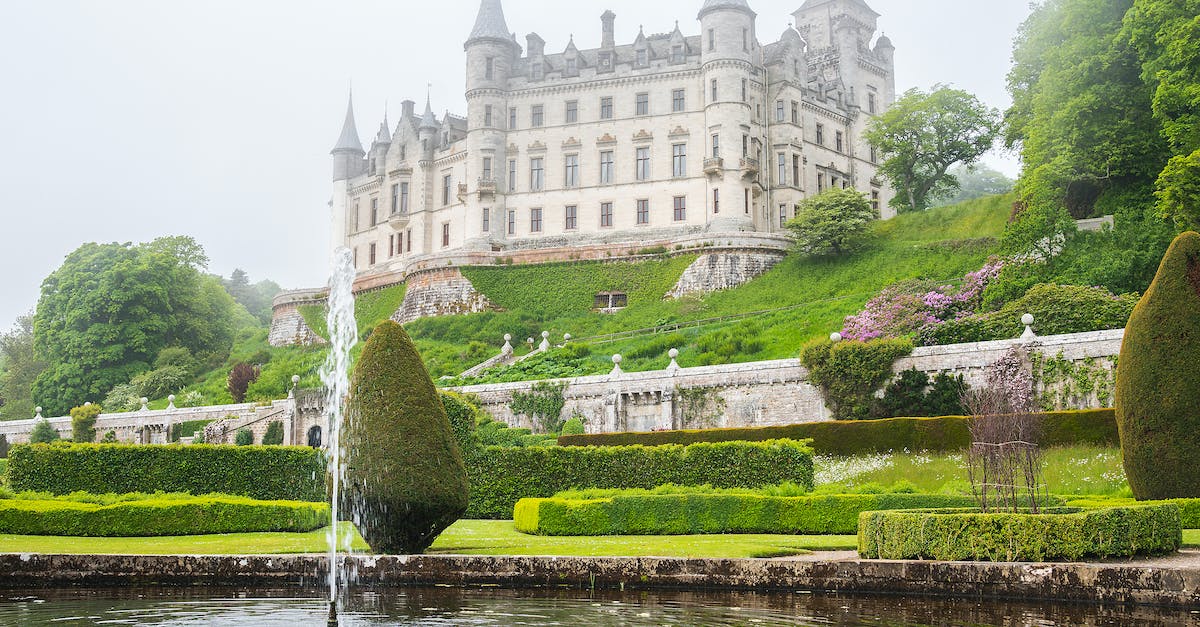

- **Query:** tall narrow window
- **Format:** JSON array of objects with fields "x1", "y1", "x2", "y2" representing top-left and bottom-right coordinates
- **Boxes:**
[
  {"x1": 744, "y1": 188, "x2": 750, "y2": 214},
  {"x1": 531, "y1": 104, "x2": 544, "y2": 127},
  {"x1": 741, "y1": 79, "x2": 747, "y2": 102},
  {"x1": 530, "y1": 207, "x2": 543, "y2": 232},
  {"x1": 671, "y1": 45, "x2": 683, "y2": 63},
  {"x1": 791, "y1": 101, "x2": 799, "y2": 124},
  {"x1": 777, "y1": 153, "x2": 787, "y2": 185},
  {"x1": 566, "y1": 57, "x2": 577, "y2": 72},
  {"x1": 779, "y1": 203, "x2": 788, "y2": 227},
  {"x1": 792, "y1": 155, "x2": 800, "y2": 187},
  {"x1": 370, "y1": 197, "x2": 378, "y2": 225},
  {"x1": 636, "y1": 199, "x2": 649, "y2": 224},
  {"x1": 482, "y1": 157, "x2": 492, "y2": 180},
  {"x1": 484, "y1": 105, "x2": 493, "y2": 127},
  {"x1": 400, "y1": 183, "x2": 409, "y2": 214},
  {"x1": 870, "y1": 146, "x2": 877, "y2": 163},
  {"x1": 742, "y1": 134, "x2": 748, "y2": 158},
  {"x1": 565, "y1": 100, "x2": 578, "y2": 123},
  {"x1": 708, "y1": 28, "x2": 714, "y2": 51},
  {"x1": 815, "y1": 123, "x2": 824, "y2": 145},
  {"x1": 530, "y1": 157, "x2": 544, "y2": 191},
  {"x1": 600, "y1": 201, "x2": 613, "y2": 227},
  {"x1": 775, "y1": 100, "x2": 785, "y2": 122},
  {"x1": 389, "y1": 234, "x2": 394, "y2": 257},
  {"x1": 442, "y1": 223, "x2": 450, "y2": 247},
  {"x1": 481, "y1": 207, "x2": 490, "y2": 233},
  {"x1": 369, "y1": 242, "x2": 376, "y2": 265},
  {"x1": 509, "y1": 107, "x2": 517, "y2": 130},
  {"x1": 672, "y1": 88, "x2": 685, "y2": 112},
  {"x1": 599, "y1": 151, "x2": 614, "y2": 184},
  {"x1": 742, "y1": 28, "x2": 749, "y2": 51},
  {"x1": 564, "y1": 205, "x2": 577, "y2": 230},
  {"x1": 564, "y1": 154, "x2": 579, "y2": 187},
  {"x1": 508, "y1": 160, "x2": 517, "y2": 192},
  {"x1": 507, "y1": 209, "x2": 516, "y2": 235},
  {"x1": 836, "y1": 130, "x2": 844, "y2": 153},
  {"x1": 712, "y1": 134, "x2": 720, "y2": 159},
  {"x1": 871, "y1": 190, "x2": 880, "y2": 213},
  {"x1": 711, "y1": 79, "x2": 717, "y2": 102},
  {"x1": 406, "y1": 228, "x2": 412, "y2": 252},
  {"x1": 600, "y1": 96, "x2": 613, "y2": 119},
  {"x1": 635, "y1": 92, "x2": 649, "y2": 116},
  {"x1": 390, "y1": 183, "x2": 399, "y2": 214},
  {"x1": 713, "y1": 188, "x2": 720, "y2": 213},
  {"x1": 635, "y1": 147, "x2": 650, "y2": 181},
  {"x1": 672, "y1": 144, "x2": 686, "y2": 177},
  {"x1": 673, "y1": 196, "x2": 686, "y2": 221},
  {"x1": 868, "y1": 93, "x2": 877, "y2": 114},
  {"x1": 636, "y1": 48, "x2": 647, "y2": 66},
  {"x1": 485, "y1": 57, "x2": 495, "y2": 80},
  {"x1": 817, "y1": 172, "x2": 825, "y2": 192},
  {"x1": 442, "y1": 175, "x2": 452, "y2": 205}
]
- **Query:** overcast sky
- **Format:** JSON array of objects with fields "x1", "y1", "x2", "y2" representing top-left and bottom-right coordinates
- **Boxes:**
[{"x1": 0, "y1": 0, "x2": 1033, "y2": 329}]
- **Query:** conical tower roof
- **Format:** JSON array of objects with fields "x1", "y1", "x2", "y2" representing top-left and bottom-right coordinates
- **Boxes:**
[
  {"x1": 467, "y1": 0, "x2": 511, "y2": 44},
  {"x1": 332, "y1": 92, "x2": 364, "y2": 154},
  {"x1": 419, "y1": 97, "x2": 438, "y2": 130},
  {"x1": 698, "y1": 0, "x2": 755, "y2": 19}
]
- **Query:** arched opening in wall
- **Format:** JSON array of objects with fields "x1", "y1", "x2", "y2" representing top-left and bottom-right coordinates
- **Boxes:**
[{"x1": 307, "y1": 425, "x2": 323, "y2": 448}]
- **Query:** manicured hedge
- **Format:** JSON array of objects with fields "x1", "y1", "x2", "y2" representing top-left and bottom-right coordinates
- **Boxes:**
[
  {"x1": 515, "y1": 492, "x2": 982, "y2": 536},
  {"x1": 465, "y1": 439, "x2": 813, "y2": 519},
  {"x1": 0, "y1": 494, "x2": 329, "y2": 536},
  {"x1": 558, "y1": 409, "x2": 1118, "y2": 454},
  {"x1": 858, "y1": 504, "x2": 1181, "y2": 561},
  {"x1": 7, "y1": 443, "x2": 325, "y2": 502},
  {"x1": 1065, "y1": 497, "x2": 1200, "y2": 529}
]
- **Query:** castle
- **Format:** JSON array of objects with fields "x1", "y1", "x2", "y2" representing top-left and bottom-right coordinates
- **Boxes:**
[{"x1": 271, "y1": 0, "x2": 897, "y2": 346}]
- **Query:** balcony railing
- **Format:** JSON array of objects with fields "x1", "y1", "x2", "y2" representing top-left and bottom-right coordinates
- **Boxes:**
[
  {"x1": 739, "y1": 157, "x2": 760, "y2": 179},
  {"x1": 477, "y1": 178, "x2": 497, "y2": 198},
  {"x1": 702, "y1": 157, "x2": 724, "y2": 175}
]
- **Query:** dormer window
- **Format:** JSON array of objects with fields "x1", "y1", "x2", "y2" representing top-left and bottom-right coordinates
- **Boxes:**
[
  {"x1": 531, "y1": 63, "x2": 543, "y2": 80},
  {"x1": 636, "y1": 49, "x2": 647, "y2": 66},
  {"x1": 599, "y1": 52, "x2": 612, "y2": 70},
  {"x1": 671, "y1": 45, "x2": 683, "y2": 64},
  {"x1": 566, "y1": 57, "x2": 577, "y2": 73}
]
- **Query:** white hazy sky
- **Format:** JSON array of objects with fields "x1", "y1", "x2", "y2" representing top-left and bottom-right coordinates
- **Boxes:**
[{"x1": 0, "y1": 0, "x2": 1032, "y2": 328}]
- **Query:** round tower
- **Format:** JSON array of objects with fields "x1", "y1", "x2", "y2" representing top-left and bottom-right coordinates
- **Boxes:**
[
  {"x1": 330, "y1": 92, "x2": 365, "y2": 253},
  {"x1": 699, "y1": 0, "x2": 759, "y2": 232}
]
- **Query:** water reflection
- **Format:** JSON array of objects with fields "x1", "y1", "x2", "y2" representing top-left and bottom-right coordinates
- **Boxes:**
[{"x1": 1, "y1": 586, "x2": 1195, "y2": 626}]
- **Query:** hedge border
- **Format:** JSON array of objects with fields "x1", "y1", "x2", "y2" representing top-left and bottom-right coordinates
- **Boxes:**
[
  {"x1": 858, "y1": 504, "x2": 1181, "y2": 561},
  {"x1": 557, "y1": 409, "x2": 1118, "y2": 455}
]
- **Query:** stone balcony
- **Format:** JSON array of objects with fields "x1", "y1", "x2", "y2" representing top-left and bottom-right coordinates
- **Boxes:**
[
  {"x1": 702, "y1": 157, "x2": 724, "y2": 175},
  {"x1": 388, "y1": 210, "x2": 410, "y2": 230},
  {"x1": 477, "y1": 178, "x2": 497, "y2": 199},
  {"x1": 739, "y1": 157, "x2": 760, "y2": 179}
]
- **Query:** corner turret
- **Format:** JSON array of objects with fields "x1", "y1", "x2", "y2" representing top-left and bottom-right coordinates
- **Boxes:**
[{"x1": 331, "y1": 92, "x2": 365, "y2": 182}]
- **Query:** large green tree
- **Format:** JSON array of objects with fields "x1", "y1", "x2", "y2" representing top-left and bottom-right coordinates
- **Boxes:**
[
  {"x1": 785, "y1": 188, "x2": 877, "y2": 255},
  {"x1": 0, "y1": 314, "x2": 45, "y2": 421},
  {"x1": 31, "y1": 236, "x2": 237, "y2": 416},
  {"x1": 864, "y1": 85, "x2": 1001, "y2": 213},
  {"x1": 222, "y1": 268, "x2": 283, "y2": 325}
]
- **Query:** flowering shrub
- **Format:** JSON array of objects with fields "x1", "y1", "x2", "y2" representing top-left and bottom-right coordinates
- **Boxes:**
[{"x1": 841, "y1": 261, "x2": 1003, "y2": 342}]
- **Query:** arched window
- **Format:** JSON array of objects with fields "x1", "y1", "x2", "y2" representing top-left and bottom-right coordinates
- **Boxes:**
[{"x1": 307, "y1": 425, "x2": 323, "y2": 448}]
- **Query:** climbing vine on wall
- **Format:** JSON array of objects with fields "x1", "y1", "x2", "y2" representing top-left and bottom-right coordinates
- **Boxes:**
[
  {"x1": 510, "y1": 381, "x2": 567, "y2": 434},
  {"x1": 675, "y1": 386, "x2": 726, "y2": 430},
  {"x1": 1029, "y1": 351, "x2": 1117, "y2": 411},
  {"x1": 801, "y1": 338, "x2": 915, "y2": 420}
]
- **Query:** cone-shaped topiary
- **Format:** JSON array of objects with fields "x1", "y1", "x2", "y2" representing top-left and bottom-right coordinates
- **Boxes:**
[
  {"x1": 342, "y1": 320, "x2": 469, "y2": 553},
  {"x1": 1115, "y1": 231, "x2": 1200, "y2": 499}
]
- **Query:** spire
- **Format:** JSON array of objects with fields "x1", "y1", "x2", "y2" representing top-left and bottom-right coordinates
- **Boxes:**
[
  {"x1": 467, "y1": 0, "x2": 511, "y2": 44},
  {"x1": 420, "y1": 94, "x2": 438, "y2": 130},
  {"x1": 332, "y1": 90, "x2": 364, "y2": 154}
]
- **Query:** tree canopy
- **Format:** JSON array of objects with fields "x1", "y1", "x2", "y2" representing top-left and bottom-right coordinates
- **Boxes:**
[
  {"x1": 864, "y1": 85, "x2": 1001, "y2": 213},
  {"x1": 31, "y1": 236, "x2": 237, "y2": 416},
  {"x1": 785, "y1": 188, "x2": 878, "y2": 256},
  {"x1": 0, "y1": 314, "x2": 44, "y2": 421}
]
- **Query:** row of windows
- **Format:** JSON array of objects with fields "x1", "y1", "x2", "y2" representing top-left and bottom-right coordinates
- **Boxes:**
[
  {"x1": 503, "y1": 144, "x2": 689, "y2": 192},
  {"x1": 359, "y1": 227, "x2": 414, "y2": 268},
  {"x1": 492, "y1": 198, "x2": 691, "y2": 234},
  {"x1": 495, "y1": 89, "x2": 690, "y2": 130}
]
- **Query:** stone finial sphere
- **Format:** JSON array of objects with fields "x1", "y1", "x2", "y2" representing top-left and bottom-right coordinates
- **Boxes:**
[
  {"x1": 541, "y1": 331, "x2": 550, "y2": 339},
  {"x1": 612, "y1": 354, "x2": 623, "y2": 364},
  {"x1": 168, "y1": 395, "x2": 176, "y2": 402},
  {"x1": 140, "y1": 397, "x2": 148, "y2": 404},
  {"x1": 292, "y1": 374, "x2": 301, "y2": 384},
  {"x1": 564, "y1": 333, "x2": 572, "y2": 341},
  {"x1": 1022, "y1": 313, "x2": 1035, "y2": 326},
  {"x1": 668, "y1": 348, "x2": 679, "y2": 359},
  {"x1": 84, "y1": 402, "x2": 91, "y2": 407},
  {"x1": 504, "y1": 333, "x2": 512, "y2": 341},
  {"x1": 830, "y1": 332, "x2": 843, "y2": 343},
  {"x1": 35, "y1": 407, "x2": 42, "y2": 414},
  {"x1": 527, "y1": 337, "x2": 534, "y2": 344}
]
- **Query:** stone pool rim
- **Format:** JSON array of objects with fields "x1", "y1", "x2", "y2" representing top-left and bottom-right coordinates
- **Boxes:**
[{"x1": 2, "y1": 552, "x2": 1199, "y2": 608}]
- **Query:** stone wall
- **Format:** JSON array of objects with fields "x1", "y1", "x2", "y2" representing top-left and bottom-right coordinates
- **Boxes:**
[
  {"x1": 267, "y1": 288, "x2": 327, "y2": 347},
  {"x1": 666, "y1": 250, "x2": 786, "y2": 298},
  {"x1": 394, "y1": 267, "x2": 497, "y2": 323}
]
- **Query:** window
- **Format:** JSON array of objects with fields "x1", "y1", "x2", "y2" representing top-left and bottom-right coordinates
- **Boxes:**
[
  {"x1": 507, "y1": 209, "x2": 516, "y2": 235},
  {"x1": 389, "y1": 234, "x2": 394, "y2": 257},
  {"x1": 531, "y1": 63, "x2": 543, "y2": 80},
  {"x1": 817, "y1": 172, "x2": 825, "y2": 192},
  {"x1": 635, "y1": 92, "x2": 649, "y2": 116},
  {"x1": 779, "y1": 203, "x2": 788, "y2": 227},
  {"x1": 531, "y1": 105, "x2": 544, "y2": 127},
  {"x1": 564, "y1": 205, "x2": 577, "y2": 230},
  {"x1": 815, "y1": 123, "x2": 824, "y2": 145},
  {"x1": 672, "y1": 143, "x2": 686, "y2": 177},
  {"x1": 390, "y1": 184, "x2": 399, "y2": 214},
  {"x1": 600, "y1": 202, "x2": 613, "y2": 227},
  {"x1": 353, "y1": 246, "x2": 357, "y2": 268},
  {"x1": 565, "y1": 100, "x2": 578, "y2": 123},
  {"x1": 673, "y1": 196, "x2": 686, "y2": 221},
  {"x1": 707, "y1": 28, "x2": 714, "y2": 51},
  {"x1": 713, "y1": 188, "x2": 720, "y2": 213},
  {"x1": 635, "y1": 147, "x2": 650, "y2": 180},
  {"x1": 530, "y1": 207, "x2": 543, "y2": 232},
  {"x1": 742, "y1": 134, "x2": 748, "y2": 157},
  {"x1": 370, "y1": 197, "x2": 378, "y2": 225},
  {"x1": 836, "y1": 131, "x2": 844, "y2": 153},
  {"x1": 868, "y1": 93, "x2": 876, "y2": 114},
  {"x1": 442, "y1": 175, "x2": 452, "y2": 205},
  {"x1": 406, "y1": 228, "x2": 412, "y2": 252},
  {"x1": 507, "y1": 160, "x2": 517, "y2": 192},
  {"x1": 599, "y1": 51, "x2": 612, "y2": 69},
  {"x1": 509, "y1": 107, "x2": 517, "y2": 130},
  {"x1": 742, "y1": 28, "x2": 749, "y2": 51},
  {"x1": 400, "y1": 183, "x2": 409, "y2": 214},
  {"x1": 871, "y1": 190, "x2": 880, "y2": 213},
  {"x1": 744, "y1": 188, "x2": 750, "y2": 214},
  {"x1": 636, "y1": 48, "x2": 647, "y2": 66},
  {"x1": 484, "y1": 105, "x2": 493, "y2": 127},
  {"x1": 791, "y1": 101, "x2": 799, "y2": 124},
  {"x1": 442, "y1": 223, "x2": 450, "y2": 247},
  {"x1": 481, "y1": 207, "x2": 490, "y2": 233},
  {"x1": 529, "y1": 157, "x2": 544, "y2": 191},
  {"x1": 566, "y1": 57, "x2": 577, "y2": 73},
  {"x1": 792, "y1": 155, "x2": 800, "y2": 187},
  {"x1": 482, "y1": 157, "x2": 492, "y2": 180},
  {"x1": 712, "y1": 134, "x2": 720, "y2": 159},
  {"x1": 599, "y1": 151, "x2": 614, "y2": 184},
  {"x1": 776, "y1": 100, "x2": 785, "y2": 122},
  {"x1": 564, "y1": 154, "x2": 579, "y2": 187},
  {"x1": 711, "y1": 79, "x2": 717, "y2": 102},
  {"x1": 671, "y1": 44, "x2": 683, "y2": 64},
  {"x1": 870, "y1": 146, "x2": 877, "y2": 163},
  {"x1": 672, "y1": 89, "x2": 685, "y2": 112},
  {"x1": 636, "y1": 199, "x2": 649, "y2": 224},
  {"x1": 777, "y1": 153, "x2": 786, "y2": 185},
  {"x1": 600, "y1": 96, "x2": 613, "y2": 119},
  {"x1": 485, "y1": 57, "x2": 494, "y2": 80},
  {"x1": 369, "y1": 242, "x2": 376, "y2": 265},
  {"x1": 741, "y1": 78, "x2": 747, "y2": 102}
]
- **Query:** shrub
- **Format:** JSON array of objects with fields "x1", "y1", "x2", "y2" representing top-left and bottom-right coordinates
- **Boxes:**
[
  {"x1": 0, "y1": 434, "x2": 8, "y2": 458},
  {"x1": 7, "y1": 443, "x2": 325, "y2": 501},
  {"x1": 557, "y1": 409, "x2": 1119, "y2": 455},
  {"x1": 69, "y1": 404, "x2": 102, "y2": 443},
  {"x1": 561, "y1": 416, "x2": 586, "y2": 436},
  {"x1": 515, "y1": 492, "x2": 982, "y2": 536},
  {"x1": 102, "y1": 383, "x2": 142, "y2": 413},
  {"x1": 858, "y1": 504, "x2": 1181, "y2": 561},
  {"x1": 154, "y1": 346, "x2": 199, "y2": 374},
  {"x1": 475, "y1": 417, "x2": 554, "y2": 448},
  {"x1": 227, "y1": 362, "x2": 260, "y2": 403},
  {"x1": 923, "y1": 283, "x2": 1137, "y2": 345},
  {"x1": 1064, "y1": 496, "x2": 1200, "y2": 529},
  {"x1": 1116, "y1": 231, "x2": 1200, "y2": 499},
  {"x1": 510, "y1": 381, "x2": 567, "y2": 434},
  {"x1": 342, "y1": 320, "x2": 468, "y2": 554},
  {"x1": 234, "y1": 428, "x2": 254, "y2": 446},
  {"x1": 872, "y1": 369, "x2": 967, "y2": 418},
  {"x1": 131, "y1": 366, "x2": 189, "y2": 401},
  {"x1": 29, "y1": 419, "x2": 59, "y2": 444},
  {"x1": 99, "y1": 431, "x2": 117, "y2": 444},
  {"x1": 801, "y1": 338, "x2": 914, "y2": 420},
  {"x1": 467, "y1": 439, "x2": 813, "y2": 519},
  {"x1": 262, "y1": 421, "x2": 284, "y2": 446},
  {"x1": 0, "y1": 494, "x2": 328, "y2": 536},
  {"x1": 440, "y1": 391, "x2": 483, "y2": 455}
]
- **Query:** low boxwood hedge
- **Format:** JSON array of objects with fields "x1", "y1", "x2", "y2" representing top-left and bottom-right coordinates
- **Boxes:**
[
  {"x1": 514, "y1": 492, "x2": 983, "y2": 536},
  {"x1": 7, "y1": 443, "x2": 325, "y2": 502},
  {"x1": 557, "y1": 409, "x2": 1117, "y2": 455},
  {"x1": 858, "y1": 504, "x2": 1181, "y2": 561},
  {"x1": 0, "y1": 494, "x2": 329, "y2": 536},
  {"x1": 465, "y1": 439, "x2": 813, "y2": 519},
  {"x1": 1065, "y1": 497, "x2": 1200, "y2": 529}
]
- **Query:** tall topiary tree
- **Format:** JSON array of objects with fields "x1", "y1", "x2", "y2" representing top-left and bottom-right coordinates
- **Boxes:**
[
  {"x1": 343, "y1": 320, "x2": 468, "y2": 554},
  {"x1": 1115, "y1": 231, "x2": 1200, "y2": 499},
  {"x1": 69, "y1": 403, "x2": 101, "y2": 443}
]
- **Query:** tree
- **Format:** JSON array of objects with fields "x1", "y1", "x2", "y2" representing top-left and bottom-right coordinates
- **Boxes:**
[
  {"x1": 785, "y1": 188, "x2": 877, "y2": 255},
  {"x1": 31, "y1": 237, "x2": 237, "y2": 415},
  {"x1": 262, "y1": 420, "x2": 284, "y2": 445},
  {"x1": 227, "y1": 362, "x2": 260, "y2": 403},
  {"x1": 222, "y1": 269, "x2": 283, "y2": 325},
  {"x1": 1115, "y1": 231, "x2": 1200, "y2": 499},
  {"x1": 342, "y1": 320, "x2": 469, "y2": 554},
  {"x1": 70, "y1": 403, "x2": 101, "y2": 443},
  {"x1": 0, "y1": 314, "x2": 45, "y2": 421},
  {"x1": 29, "y1": 418, "x2": 59, "y2": 444},
  {"x1": 235, "y1": 428, "x2": 254, "y2": 446},
  {"x1": 865, "y1": 85, "x2": 1001, "y2": 213},
  {"x1": 931, "y1": 164, "x2": 1014, "y2": 207}
]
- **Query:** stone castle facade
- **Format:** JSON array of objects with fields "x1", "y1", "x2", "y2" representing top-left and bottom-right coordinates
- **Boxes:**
[{"x1": 272, "y1": 0, "x2": 897, "y2": 345}]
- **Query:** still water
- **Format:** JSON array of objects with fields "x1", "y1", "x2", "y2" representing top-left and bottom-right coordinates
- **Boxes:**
[{"x1": 0, "y1": 586, "x2": 1195, "y2": 626}]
